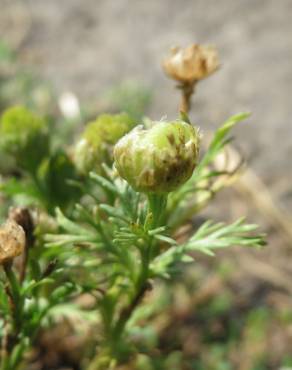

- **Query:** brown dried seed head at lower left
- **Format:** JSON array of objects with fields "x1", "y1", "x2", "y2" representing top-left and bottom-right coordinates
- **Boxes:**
[{"x1": 0, "y1": 220, "x2": 26, "y2": 264}]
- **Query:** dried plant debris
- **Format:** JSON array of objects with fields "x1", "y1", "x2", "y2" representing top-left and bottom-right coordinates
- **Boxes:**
[{"x1": 0, "y1": 219, "x2": 25, "y2": 264}]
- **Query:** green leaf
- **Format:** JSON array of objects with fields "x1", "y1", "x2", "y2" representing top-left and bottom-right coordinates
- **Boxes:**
[
  {"x1": 151, "y1": 218, "x2": 265, "y2": 277},
  {"x1": 89, "y1": 172, "x2": 120, "y2": 196},
  {"x1": 99, "y1": 204, "x2": 129, "y2": 223},
  {"x1": 55, "y1": 208, "x2": 87, "y2": 235},
  {"x1": 22, "y1": 278, "x2": 54, "y2": 296},
  {"x1": 29, "y1": 259, "x2": 42, "y2": 280},
  {"x1": 10, "y1": 338, "x2": 29, "y2": 369},
  {"x1": 45, "y1": 233, "x2": 99, "y2": 248},
  {"x1": 186, "y1": 218, "x2": 265, "y2": 254},
  {"x1": 0, "y1": 178, "x2": 41, "y2": 200},
  {"x1": 51, "y1": 282, "x2": 77, "y2": 304},
  {"x1": 196, "y1": 112, "x2": 250, "y2": 173},
  {"x1": 153, "y1": 234, "x2": 178, "y2": 246}
]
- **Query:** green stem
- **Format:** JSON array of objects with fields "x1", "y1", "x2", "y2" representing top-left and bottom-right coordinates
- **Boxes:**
[
  {"x1": 110, "y1": 194, "x2": 167, "y2": 351},
  {"x1": 1, "y1": 262, "x2": 25, "y2": 370},
  {"x1": 147, "y1": 194, "x2": 167, "y2": 228},
  {"x1": 0, "y1": 326, "x2": 9, "y2": 370},
  {"x1": 88, "y1": 194, "x2": 168, "y2": 369},
  {"x1": 3, "y1": 262, "x2": 22, "y2": 333}
]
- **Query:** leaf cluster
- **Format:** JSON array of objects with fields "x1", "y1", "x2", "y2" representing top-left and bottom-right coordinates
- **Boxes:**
[{"x1": 0, "y1": 106, "x2": 265, "y2": 370}]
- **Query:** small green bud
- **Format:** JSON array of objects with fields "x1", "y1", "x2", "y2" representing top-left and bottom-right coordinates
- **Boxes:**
[
  {"x1": 74, "y1": 113, "x2": 135, "y2": 174},
  {"x1": 114, "y1": 119, "x2": 200, "y2": 193},
  {"x1": 0, "y1": 106, "x2": 49, "y2": 171}
]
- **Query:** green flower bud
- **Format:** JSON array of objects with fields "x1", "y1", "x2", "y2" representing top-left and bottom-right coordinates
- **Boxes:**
[
  {"x1": 114, "y1": 119, "x2": 200, "y2": 193},
  {"x1": 74, "y1": 113, "x2": 135, "y2": 174},
  {"x1": 0, "y1": 106, "x2": 49, "y2": 171}
]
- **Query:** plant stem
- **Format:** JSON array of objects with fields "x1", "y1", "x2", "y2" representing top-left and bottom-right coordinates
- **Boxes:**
[
  {"x1": 1, "y1": 262, "x2": 25, "y2": 370},
  {"x1": 111, "y1": 194, "x2": 167, "y2": 347},
  {"x1": 0, "y1": 322, "x2": 9, "y2": 370},
  {"x1": 88, "y1": 194, "x2": 168, "y2": 369},
  {"x1": 179, "y1": 81, "x2": 196, "y2": 113},
  {"x1": 3, "y1": 262, "x2": 22, "y2": 333},
  {"x1": 147, "y1": 194, "x2": 168, "y2": 229}
]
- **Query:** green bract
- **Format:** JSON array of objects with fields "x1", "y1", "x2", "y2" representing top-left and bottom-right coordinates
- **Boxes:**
[
  {"x1": 74, "y1": 113, "x2": 135, "y2": 174},
  {"x1": 0, "y1": 106, "x2": 49, "y2": 171},
  {"x1": 114, "y1": 119, "x2": 200, "y2": 193}
]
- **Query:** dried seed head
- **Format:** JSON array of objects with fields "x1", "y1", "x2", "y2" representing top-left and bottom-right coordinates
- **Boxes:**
[
  {"x1": 114, "y1": 119, "x2": 200, "y2": 193},
  {"x1": 0, "y1": 220, "x2": 26, "y2": 264},
  {"x1": 162, "y1": 44, "x2": 219, "y2": 83}
]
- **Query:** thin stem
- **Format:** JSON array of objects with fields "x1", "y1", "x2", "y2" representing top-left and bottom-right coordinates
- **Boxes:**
[
  {"x1": 112, "y1": 281, "x2": 150, "y2": 343},
  {"x1": 178, "y1": 81, "x2": 196, "y2": 114},
  {"x1": 3, "y1": 262, "x2": 22, "y2": 333},
  {"x1": 0, "y1": 322, "x2": 9, "y2": 370},
  {"x1": 1, "y1": 262, "x2": 24, "y2": 370}
]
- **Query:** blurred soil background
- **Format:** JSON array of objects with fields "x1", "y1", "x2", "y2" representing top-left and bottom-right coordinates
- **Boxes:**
[{"x1": 1, "y1": 0, "x2": 292, "y2": 369}]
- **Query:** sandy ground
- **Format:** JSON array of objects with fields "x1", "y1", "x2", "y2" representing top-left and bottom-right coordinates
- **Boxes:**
[{"x1": 1, "y1": 0, "x2": 292, "y2": 208}]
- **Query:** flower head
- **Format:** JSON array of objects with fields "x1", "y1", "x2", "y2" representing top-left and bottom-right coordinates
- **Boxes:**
[
  {"x1": 114, "y1": 118, "x2": 200, "y2": 193},
  {"x1": 74, "y1": 113, "x2": 135, "y2": 174},
  {"x1": 0, "y1": 106, "x2": 49, "y2": 171},
  {"x1": 163, "y1": 44, "x2": 219, "y2": 83}
]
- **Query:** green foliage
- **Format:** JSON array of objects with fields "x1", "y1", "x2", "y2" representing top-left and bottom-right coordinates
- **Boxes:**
[
  {"x1": 83, "y1": 113, "x2": 135, "y2": 145},
  {"x1": 0, "y1": 62, "x2": 265, "y2": 369},
  {"x1": 0, "y1": 109, "x2": 265, "y2": 370},
  {"x1": 151, "y1": 218, "x2": 264, "y2": 278},
  {"x1": 0, "y1": 106, "x2": 82, "y2": 213},
  {"x1": 167, "y1": 113, "x2": 249, "y2": 227},
  {"x1": 0, "y1": 106, "x2": 49, "y2": 172},
  {"x1": 74, "y1": 112, "x2": 135, "y2": 174},
  {"x1": 37, "y1": 151, "x2": 81, "y2": 211}
]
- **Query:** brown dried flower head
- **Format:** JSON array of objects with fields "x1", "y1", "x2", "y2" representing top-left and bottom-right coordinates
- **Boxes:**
[
  {"x1": 0, "y1": 220, "x2": 26, "y2": 264},
  {"x1": 162, "y1": 43, "x2": 219, "y2": 83}
]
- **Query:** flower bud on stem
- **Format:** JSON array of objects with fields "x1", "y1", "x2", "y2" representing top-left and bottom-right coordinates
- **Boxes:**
[{"x1": 162, "y1": 43, "x2": 219, "y2": 114}]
